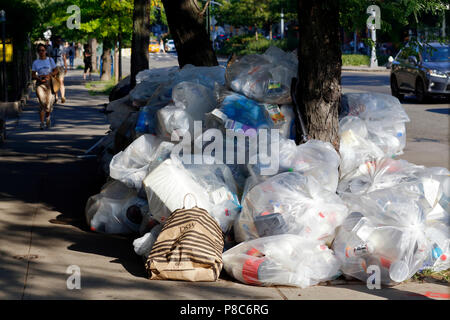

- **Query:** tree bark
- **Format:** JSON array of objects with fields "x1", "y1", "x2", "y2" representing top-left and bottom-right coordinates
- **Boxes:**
[
  {"x1": 101, "y1": 48, "x2": 112, "y2": 81},
  {"x1": 89, "y1": 38, "x2": 98, "y2": 72},
  {"x1": 114, "y1": 42, "x2": 119, "y2": 84},
  {"x1": 296, "y1": 0, "x2": 342, "y2": 150},
  {"x1": 161, "y1": 0, "x2": 218, "y2": 68},
  {"x1": 130, "y1": 0, "x2": 151, "y2": 89}
]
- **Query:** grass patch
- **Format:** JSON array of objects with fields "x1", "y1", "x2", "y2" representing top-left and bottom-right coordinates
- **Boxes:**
[
  {"x1": 76, "y1": 65, "x2": 84, "y2": 70},
  {"x1": 411, "y1": 269, "x2": 450, "y2": 284},
  {"x1": 85, "y1": 79, "x2": 116, "y2": 96},
  {"x1": 342, "y1": 54, "x2": 370, "y2": 66}
]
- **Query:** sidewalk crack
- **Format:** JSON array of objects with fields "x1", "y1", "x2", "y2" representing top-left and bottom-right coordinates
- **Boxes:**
[
  {"x1": 21, "y1": 205, "x2": 38, "y2": 300},
  {"x1": 274, "y1": 286, "x2": 289, "y2": 300}
]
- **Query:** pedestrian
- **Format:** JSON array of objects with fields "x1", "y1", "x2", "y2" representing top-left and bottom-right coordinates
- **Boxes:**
[
  {"x1": 160, "y1": 38, "x2": 165, "y2": 53},
  {"x1": 358, "y1": 42, "x2": 366, "y2": 54},
  {"x1": 31, "y1": 44, "x2": 58, "y2": 130},
  {"x1": 45, "y1": 39, "x2": 52, "y2": 57},
  {"x1": 49, "y1": 37, "x2": 68, "y2": 104},
  {"x1": 67, "y1": 42, "x2": 75, "y2": 70},
  {"x1": 83, "y1": 45, "x2": 93, "y2": 81}
]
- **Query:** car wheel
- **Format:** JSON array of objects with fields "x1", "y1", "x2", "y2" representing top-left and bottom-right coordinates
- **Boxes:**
[
  {"x1": 390, "y1": 76, "x2": 404, "y2": 101},
  {"x1": 415, "y1": 78, "x2": 429, "y2": 104}
]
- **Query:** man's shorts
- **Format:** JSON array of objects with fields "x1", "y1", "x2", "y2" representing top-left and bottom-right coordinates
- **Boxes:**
[{"x1": 56, "y1": 66, "x2": 65, "y2": 80}]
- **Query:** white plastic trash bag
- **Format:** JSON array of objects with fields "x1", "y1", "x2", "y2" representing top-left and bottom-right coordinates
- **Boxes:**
[
  {"x1": 235, "y1": 172, "x2": 349, "y2": 244},
  {"x1": 172, "y1": 64, "x2": 226, "y2": 89},
  {"x1": 109, "y1": 134, "x2": 174, "y2": 190},
  {"x1": 338, "y1": 158, "x2": 424, "y2": 196},
  {"x1": 222, "y1": 234, "x2": 341, "y2": 288},
  {"x1": 333, "y1": 187, "x2": 435, "y2": 285},
  {"x1": 156, "y1": 104, "x2": 193, "y2": 141},
  {"x1": 143, "y1": 158, "x2": 241, "y2": 232},
  {"x1": 133, "y1": 224, "x2": 163, "y2": 259},
  {"x1": 85, "y1": 180, "x2": 148, "y2": 234},
  {"x1": 339, "y1": 116, "x2": 385, "y2": 178},
  {"x1": 172, "y1": 81, "x2": 218, "y2": 121},
  {"x1": 225, "y1": 47, "x2": 296, "y2": 105},
  {"x1": 250, "y1": 138, "x2": 340, "y2": 193},
  {"x1": 338, "y1": 92, "x2": 410, "y2": 177}
]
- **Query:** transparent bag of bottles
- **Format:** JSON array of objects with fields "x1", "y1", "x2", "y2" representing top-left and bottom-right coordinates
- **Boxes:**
[
  {"x1": 235, "y1": 171, "x2": 349, "y2": 244},
  {"x1": 222, "y1": 234, "x2": 341, "y2": 288},
  {"x1": 85, "y1": 180, "x2": 148, "y2": 234}
]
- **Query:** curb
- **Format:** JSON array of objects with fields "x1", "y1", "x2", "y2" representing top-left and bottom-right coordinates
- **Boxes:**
[{"x1": 342, "y1": 67, "x2": 390, "y2": 73}]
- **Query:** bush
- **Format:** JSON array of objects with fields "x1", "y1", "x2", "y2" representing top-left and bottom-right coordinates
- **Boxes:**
[
  {"x1": 342, "y1": 54, "x2": 370, "y2": 66},
  {"x1": 217, "y1": 34, "x2": 289, "y2": 56}
]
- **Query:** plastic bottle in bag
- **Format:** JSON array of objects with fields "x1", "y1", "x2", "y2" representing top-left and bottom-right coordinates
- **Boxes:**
[
  {"x1": 241, "y1": 249, "x2": 291, "y2": 286},
  {"x1": 135, "y1": 105, "x2": 160, "y2": 134},
  {"x1": 220, "y1": 93, "x2": 273, "y2": 129}
]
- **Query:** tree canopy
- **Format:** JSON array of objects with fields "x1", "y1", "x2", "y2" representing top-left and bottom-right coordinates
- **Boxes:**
[{"x1": 20, "y1": 0, "x2": 167, "y2": 46}]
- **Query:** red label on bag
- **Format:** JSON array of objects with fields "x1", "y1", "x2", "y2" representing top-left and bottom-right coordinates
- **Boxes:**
[
  {"x1": 246, "y1": 248, "x2": 264, "y2": 257},
  {"x1": 242, "y1": 258, "x2": 265, "y2": 285},
  {"x1": 380, "y1": 257, "x2": 392, "y2": 269}
]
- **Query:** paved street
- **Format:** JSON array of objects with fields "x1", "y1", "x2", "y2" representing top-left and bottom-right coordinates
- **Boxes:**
[
  {"x1": 0, "y1": 58, "x2": 448, "y2": 300},
  {"x1": 342, "y1": 71, "x2": 449, "y2": 169}
]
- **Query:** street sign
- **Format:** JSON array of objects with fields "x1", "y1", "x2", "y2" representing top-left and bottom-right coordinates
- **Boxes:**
[{"x1": 44, "y1": 29, "x2": 52, "y2": 40}]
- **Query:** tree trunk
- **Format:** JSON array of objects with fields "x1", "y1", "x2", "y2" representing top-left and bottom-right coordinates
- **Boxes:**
[
  {"x1": 114, "y1": 42, "x2": 119, "y2": 84},
  {"x1": 161, "y1": 0, "x2": 218, "y2": 68},
  {"x1": 101, "y1": 48, "x2": 112, "y2": 81},
  {"x1": 269, "y1": 24, "x2": 272, "y2": 40},
  {"x1": 130, "y1": 0, "x2": 151, "y2": 89},
  {"x1": 255, "y1": 27, "x2": 259, "y2": 41},
  {"x1": 89, "y1": 38, "x2": 98, "y2": 72},
  {"x1": 296, "y1": 0, "x2": 342, "y2": 150}
]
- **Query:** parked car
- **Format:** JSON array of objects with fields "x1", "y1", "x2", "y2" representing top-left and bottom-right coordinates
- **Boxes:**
[
  {"x1": 165, "y1": 39, "x2": 175, "y2": 52},
  {"x1": 390, "y1": 42, "x2": 449, "y2": 102},
  {"x1": 148, "y1": 40, "x2": 160, "y2": 53}
]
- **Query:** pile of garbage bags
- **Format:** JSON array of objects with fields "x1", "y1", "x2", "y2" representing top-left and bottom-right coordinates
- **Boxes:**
[{"x1": 85, "y1": 46, "x2": 448, "y2": 289}]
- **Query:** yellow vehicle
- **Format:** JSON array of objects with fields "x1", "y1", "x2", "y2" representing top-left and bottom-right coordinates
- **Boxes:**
[{"x1": 148, "y1": 40, "x2": 160, "y2": 53}]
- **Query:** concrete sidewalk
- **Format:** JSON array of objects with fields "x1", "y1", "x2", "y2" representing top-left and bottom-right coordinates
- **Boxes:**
[{"x1": 0, "y1": 69, "x2": 448, "y2": 300}]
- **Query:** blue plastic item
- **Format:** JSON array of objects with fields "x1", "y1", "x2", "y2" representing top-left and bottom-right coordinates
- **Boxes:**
[
  {"x1": 220, "y1": 93, "x2": 273, "y2": 129},
  {"x1": 135, "y1": 105, "x2": 159, "y2": 134}
]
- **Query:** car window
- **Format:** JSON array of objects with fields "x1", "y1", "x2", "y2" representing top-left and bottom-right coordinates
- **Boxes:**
[
  {"x1": 421, "y1": 46, "x2": 449, "y2": 62},
  {"x1": 397, "y1": 49, "x2": 411, "y2": 61},
  {"x1": 398, "y1": 46, "x2": 419, "y2": 61}
]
